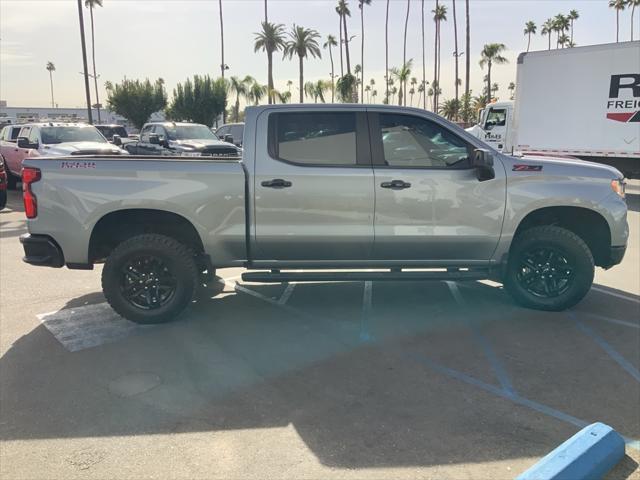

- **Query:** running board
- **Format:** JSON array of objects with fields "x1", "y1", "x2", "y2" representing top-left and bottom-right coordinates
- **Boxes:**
[{"x1": 241, "y1": 269, "x2": 489, "y2": 283}]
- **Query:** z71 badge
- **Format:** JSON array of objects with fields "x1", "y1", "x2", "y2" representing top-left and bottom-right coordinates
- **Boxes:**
[{"x1": 512, "y1": 164, "x2": 543, "y2": 172}]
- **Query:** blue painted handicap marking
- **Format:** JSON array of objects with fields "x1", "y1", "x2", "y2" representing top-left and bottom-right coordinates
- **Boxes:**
[{"x1": 516, "y1": 423, "x2": 625, "y2": 480}]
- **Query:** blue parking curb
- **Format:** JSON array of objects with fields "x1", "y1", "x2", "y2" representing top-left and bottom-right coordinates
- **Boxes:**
[{"x1": 516, "y1": 423, "x2": 625, "y2": 480}]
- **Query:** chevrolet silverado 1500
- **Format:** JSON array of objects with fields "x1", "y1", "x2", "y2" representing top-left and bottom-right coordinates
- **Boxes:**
[{"x1": 19, "y1": 105, "x2": 628, "y2": 324}]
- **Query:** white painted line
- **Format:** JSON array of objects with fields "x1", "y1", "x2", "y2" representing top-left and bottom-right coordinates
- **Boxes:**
[
  {"x1": 37, "y1": 303, "x2": 149, "y2": 352},
  {"x1": 445, "y1": 281, "x2": 466, "y2": 306},
  {"x1": 585, "y1": 313, "x2": 640, "y2": 330},
  {"x1": 591, "y1": 286, "x2": 640, "y2": 304},
  {"x1": 362, "y1": 281, "x2": 373, "y2": 315},
  {"x1": 277, "y1": 283, "x2": 296, "y2": 305}
]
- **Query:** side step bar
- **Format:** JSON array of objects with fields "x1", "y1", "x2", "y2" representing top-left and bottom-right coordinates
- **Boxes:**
[{"x1": 241, "y1": 269, "x2": 489, "y2": 283}]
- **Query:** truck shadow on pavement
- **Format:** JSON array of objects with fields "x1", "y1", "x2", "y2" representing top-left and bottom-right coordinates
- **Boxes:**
[{"x1": 1, "y1": 279, "x2": 639, "y2": 472}]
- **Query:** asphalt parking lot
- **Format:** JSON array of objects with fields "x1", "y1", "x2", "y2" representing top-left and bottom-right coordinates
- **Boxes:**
[{"x1": 1, "y1": 185, "x2": 639, "y2": 479}]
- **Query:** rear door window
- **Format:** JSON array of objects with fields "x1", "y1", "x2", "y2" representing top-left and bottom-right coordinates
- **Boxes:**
[{"x1": 269, "y1": 112, "x2": 357, "y2": 166}]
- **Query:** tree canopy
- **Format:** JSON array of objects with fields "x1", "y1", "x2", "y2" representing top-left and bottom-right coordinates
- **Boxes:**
[
  {"x1": 166, "y1": 75, "x2": 228, "y2": 126},
  {"x1": 105, "y1": 78, "x2": 167, "y2": 129}
]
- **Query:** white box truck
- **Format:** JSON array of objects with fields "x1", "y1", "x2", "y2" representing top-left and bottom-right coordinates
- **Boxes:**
[{"x1": 467, "y1": 41, "x2": 640, "y2": 177}]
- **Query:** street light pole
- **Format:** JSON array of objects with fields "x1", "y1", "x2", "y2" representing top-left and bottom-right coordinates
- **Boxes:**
[{"x1": 77, "y1": 0, "x2": 93, "y2": 124}]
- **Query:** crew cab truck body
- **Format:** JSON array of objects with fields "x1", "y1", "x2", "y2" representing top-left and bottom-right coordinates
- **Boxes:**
[{"x1": 20, "y1": 105, "x2": 628, "y2": 324}]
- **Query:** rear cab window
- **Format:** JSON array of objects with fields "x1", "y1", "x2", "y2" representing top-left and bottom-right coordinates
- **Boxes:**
[{"x1": 268, "y1": 112, "x2": 358, "y2": 166}]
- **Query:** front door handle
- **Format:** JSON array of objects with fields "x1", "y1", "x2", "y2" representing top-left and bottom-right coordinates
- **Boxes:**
[
  {"x1": 261, "y1": 178, "x2": 292, "y2": 188},
  {"x1": 381, "y1": 179, "x2": 411, "y2": 190}
]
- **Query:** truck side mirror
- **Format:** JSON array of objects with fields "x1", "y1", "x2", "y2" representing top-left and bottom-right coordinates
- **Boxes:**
[
  {"x1": 112, "y1": 134, "x2": 122, "y2": 146},
  {"x1": 223, "y1": 134, "x2": 234, "y2": 144},
  {"x1": 472, "y1": 148, "x2": 495, "y2": 181},
  {"x1": 17, "y1": 137, "x2": 34, "y2": 149},
  {"x1": 148, "y1": 134, "x2": 160, "y2": 145}
]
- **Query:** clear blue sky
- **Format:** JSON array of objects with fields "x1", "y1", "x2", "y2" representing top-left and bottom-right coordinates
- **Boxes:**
[{"x1": 0, "y1": 0, "x2": 635, "y2": 107}]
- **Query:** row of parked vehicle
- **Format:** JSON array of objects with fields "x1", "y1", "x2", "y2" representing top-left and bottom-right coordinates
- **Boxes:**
[{"x1": 0, "y1": 121, "x2": 244, "y2": 191}]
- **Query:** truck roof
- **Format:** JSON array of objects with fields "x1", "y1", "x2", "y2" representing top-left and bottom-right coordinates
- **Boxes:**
[{"x1": 20, "y1": 122, "x2": 95, "y2": 128}]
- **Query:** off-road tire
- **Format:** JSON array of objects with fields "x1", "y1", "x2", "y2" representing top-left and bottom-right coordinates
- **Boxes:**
[
  {"x1": 505, "y1": 226, "x2": 594, "y2": 311},
  {"x1": 102, "y1": 234, "x2": 198, "y2": 324}
]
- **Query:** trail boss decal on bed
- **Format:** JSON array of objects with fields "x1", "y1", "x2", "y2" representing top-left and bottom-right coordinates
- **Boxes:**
[
  {"x1": 61, "y1": 161, "x2": 97, "y2": 169},
  {"x1": 606, "y1": 74, "x2": 640, "y2": 123},
  {"x1": 513, "y1": 164, "x2": 543, "y2": 172}
]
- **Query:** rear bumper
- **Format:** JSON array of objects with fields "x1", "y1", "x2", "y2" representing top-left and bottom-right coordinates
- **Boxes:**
[{"x1": 20, "y1": 234, "x2": 64, "y2": 268}]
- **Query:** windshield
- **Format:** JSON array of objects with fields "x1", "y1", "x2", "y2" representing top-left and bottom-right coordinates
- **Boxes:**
[
  {"x1": 40, "y1": 126, "x2": 107, "y2": 144},
  {"x1": 165, "y1": 124, "x2": 217, "y2": 141},
  {"x1": 96, "y1": 126, "x2": 128, "y2": 139}
]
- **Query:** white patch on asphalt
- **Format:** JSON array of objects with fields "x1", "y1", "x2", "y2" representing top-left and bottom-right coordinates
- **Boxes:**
[
  {"x1": 591, "y1": 286, "x2": 640, "y2": 304},
  {"x1": 37, "y1": 303, "x2": 149, "y2": 352},
  {"x1": 277, "y1": 283, "x2": 296, "y2": 305}
]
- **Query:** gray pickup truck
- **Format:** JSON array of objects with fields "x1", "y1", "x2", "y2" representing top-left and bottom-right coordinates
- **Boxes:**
[{"x1": 19, "y1": 105, "x2": 628, "y2": 324}]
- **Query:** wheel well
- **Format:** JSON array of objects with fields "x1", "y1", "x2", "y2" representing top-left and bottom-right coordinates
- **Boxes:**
[
  {"x1": 89, "y1": 209, "x2": 204, "y2": 263},
  {"x1": 514, "y1": 207, "x2": 611, "y2": 266}
]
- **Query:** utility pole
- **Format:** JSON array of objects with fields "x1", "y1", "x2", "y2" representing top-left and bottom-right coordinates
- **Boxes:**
[{"x1": 77, "y1": 0, "x2": 93, "y2": 124}]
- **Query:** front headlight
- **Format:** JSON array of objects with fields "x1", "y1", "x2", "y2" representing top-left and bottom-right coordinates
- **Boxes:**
[{"x1": 610, "y1": 179, "x2": 626, "y2": 198}]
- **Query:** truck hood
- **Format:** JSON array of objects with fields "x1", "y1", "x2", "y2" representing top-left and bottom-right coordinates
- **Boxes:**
[
  {"x1": 41, "y1": 142, "x2": 127, "y2": 156},
  {"x1": 169, "y1": 139, "x2": 236, "y2": 150},
  {"x1": 501, "y1": 154, "x2": 624, "y2": 180}
]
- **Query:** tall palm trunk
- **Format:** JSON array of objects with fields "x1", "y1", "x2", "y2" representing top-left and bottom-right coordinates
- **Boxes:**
[
  {"x1": 632, "y1": 3, "x2": 637, "y2": 41},
  {"x1": 616, "y1": 10, "x2": 619, "y2": 42},
  {"x1": 486, "y1": 60, "x2": 492, "y2": 104},
  {"x1": 360, "y1": 4, "x2": 365, "y2": 103},
  {"x1": 343, "y1": 13, "x2": 351, "y2": 75},
  {"x1": 264, "y1": 0, "x2": 267, "y2": 22},
  {"x1": 452, "y1": 0, "x2": 459, "y2": 114},
  {"x1": 49, "y1": 71, "x2": 55, "y2": 108},
  {"x1": 385, "y1": 0, "x2": 390, "y2": 102},
  {"x1": 527, "y1": 32, "x2": 531, "y2": 52},
  {"x1": 89, "y1": 5, "x2": 101, "y2": 122},
  {"x1": 570, "y1": 20, "x2": 574, "y2": 42},
  {"x1": 219, "y1": 0, "x2": 226, "y2": 121},
  {"x1": 339, "y1": 14, "x2": 344, "y2": 77},
  {"x1": 422, "y1": 0, "x2": 426, "y2": 109},
  {"x1": 267, "y1": 50, "x2": 274, "y2": 105},
  {"x1": 298, "y1": 55, "x2": 304, "y2": 103},
  {"x1": 433, "y1": 0, "x2": 438, "y2": 111},
  {"x1": 402, "y1": 0, "x2": 410, "y2": 105},
  {"x1": 464, "y1": 0, "x2": 470, "y2": 117},
  {"x1": 436, "y1": 16, "x2": 441, "y2": 110},
  {"x1": 329, "y1": 44, "x2": 335, "y2": 102}
]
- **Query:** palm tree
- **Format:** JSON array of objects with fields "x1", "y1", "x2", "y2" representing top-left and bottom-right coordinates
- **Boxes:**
[
  {"x1": 508, "y1": 81, "x2": 515, "y2": 100},
  {"x1": 254, "y1": 21, "x2": 287, "y2": 104},
  {"x1": 417, "y1": 81, "x2": 426, "y2": 107},
  {"x1": 337, "y1": 3, "x2": 344, "y2": 76},
  {"x1": 439, "y1": 99, "x2": 460, "y2": 120},
  {"x1": 473, "y1": 94, "x2": 487, "y2": 112},
  {"x1": 85, "y1": 0, "x2": 103, "y2": 122},
  {"x1": 371, "y1": 89, "x2": 378, "y2": 102},
  {"x1": 279, "y1": 90, "x2": 292, "y2": 104},
  {"x1": 46, "y1": 61, "x2": 56, "y2": 108},
  {"x1": 421, "y1": 0, "x2": 427, "y2": 109},
  {"x1": 553, "y1": 14, "x2": 569, "y2": 48},
  {"x1": 358, "y1": 0, "x2": 372, "y2": 104},
  {"x1": 403, "y1": 0, "x2": 411, "y2": 73},
  {"x1": 524, "y1": 21, "x2": 536, "y2": 52},
  {"x1": 247, "y1": 82, "x2": 267, "y2": 105},
  {"x1": 336, "y1": 1, "x2": 352, "y2": 75},
  {"x1": 390, "y1": 60, "x2": 412, "y2": 106},
  {"x1": 264, "y1": 0, "x2": 268, "y2": 21},
  {"x1": 432, "y1": 3, "x2": 447, "y2": 111},
  {"x1": 452, "y1": 0, "x2": 460, "y2": 113},
  {"x1": 629, "y1": 0, "x2": 640, "y2": 41},
  {"x1": 558, "y1": 34, "x2": 570, "y2": 48},
  {"x1": 409, "y1": 87, "x2": 416, "y2": 106},
  {"x1": 287, "y1": 80, "x2": 293, "y2": 93},
  {"x1": 385, "y1": 0, "x2": 390, "y2": 102},
  {"x1": 229, "y1": 75, "x2": 253, "y2": 122},
  {"x1": 541, "y1": 19, "x2": 554, "y2": 50},
  {"x1": 609, "y1": 0, "x2": 626, "y2": 42},
  {"x1": 218, "y1": 0, "x2": 228, "y2": 122},
  {"x1": 464, "y1": 0, "x2": 470, "y2": 117},
  {"x1": 324, "y1": 34, "x2": 338, "y2": 102},
  {"x1": 284, "y1": 25, "x2": 322, "y2": 104},
  {"x1": 390, "y1": 86, "x2": 398, "y2": 104},
  {"x1": 479, "y1": 43, "x2": 508, "y2": 104},
  {"x1": 568, "y1": 9, "x2": 579, "y2": 43}
]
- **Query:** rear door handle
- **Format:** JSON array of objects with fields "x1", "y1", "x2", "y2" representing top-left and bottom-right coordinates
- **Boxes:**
[
  {"x1": 261, "y1": 178, "x2": 292, "y2": 188},
  {"x1": 381, "y1": 180, "x2": 411, "y2": 190}
]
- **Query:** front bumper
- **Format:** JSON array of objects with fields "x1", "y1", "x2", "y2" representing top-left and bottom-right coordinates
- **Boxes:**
[{"x1": 20, "y1": 234, "x2": 64, "y2": 268}]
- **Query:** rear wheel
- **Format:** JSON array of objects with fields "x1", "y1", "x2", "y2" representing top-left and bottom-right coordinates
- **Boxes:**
[
  {"x1": 102, "y1": 234, "x2": 198, "y2": 324},
  {"x1": 6, "y1": 171, "x2": 18, "y2": 190},
  {"x1": 505, "y1": 226, "x2": 594, "y2": 311}
]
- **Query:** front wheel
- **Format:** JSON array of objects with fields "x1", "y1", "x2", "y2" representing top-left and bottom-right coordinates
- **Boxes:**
[
  {"x1": 504, "y1": 226, "x2": 594, "y2": 311},
  {"x1": 102, "y1": 234, "x2": 198, "y2": 324}
]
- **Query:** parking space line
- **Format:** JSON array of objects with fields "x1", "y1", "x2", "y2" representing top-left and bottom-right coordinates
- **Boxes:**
[
  {"x1": 585, "y1": 313, "x2": 640, "y2": 330},
  {"x1": 277, "y1": 283, "x2": 296, "y2": 305},
  {"x1": 446, "y1": 281, "x2": 516, "y2": 396},
  {"x1": 569, "y1": 312, "x2": 640, "y2": 383},
  {"x1": 591, "y1": 286, "x2": 640, "y2": 304},
  {"x1": 405, "y1": 352, "x2": 640, "y2": 450}
]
